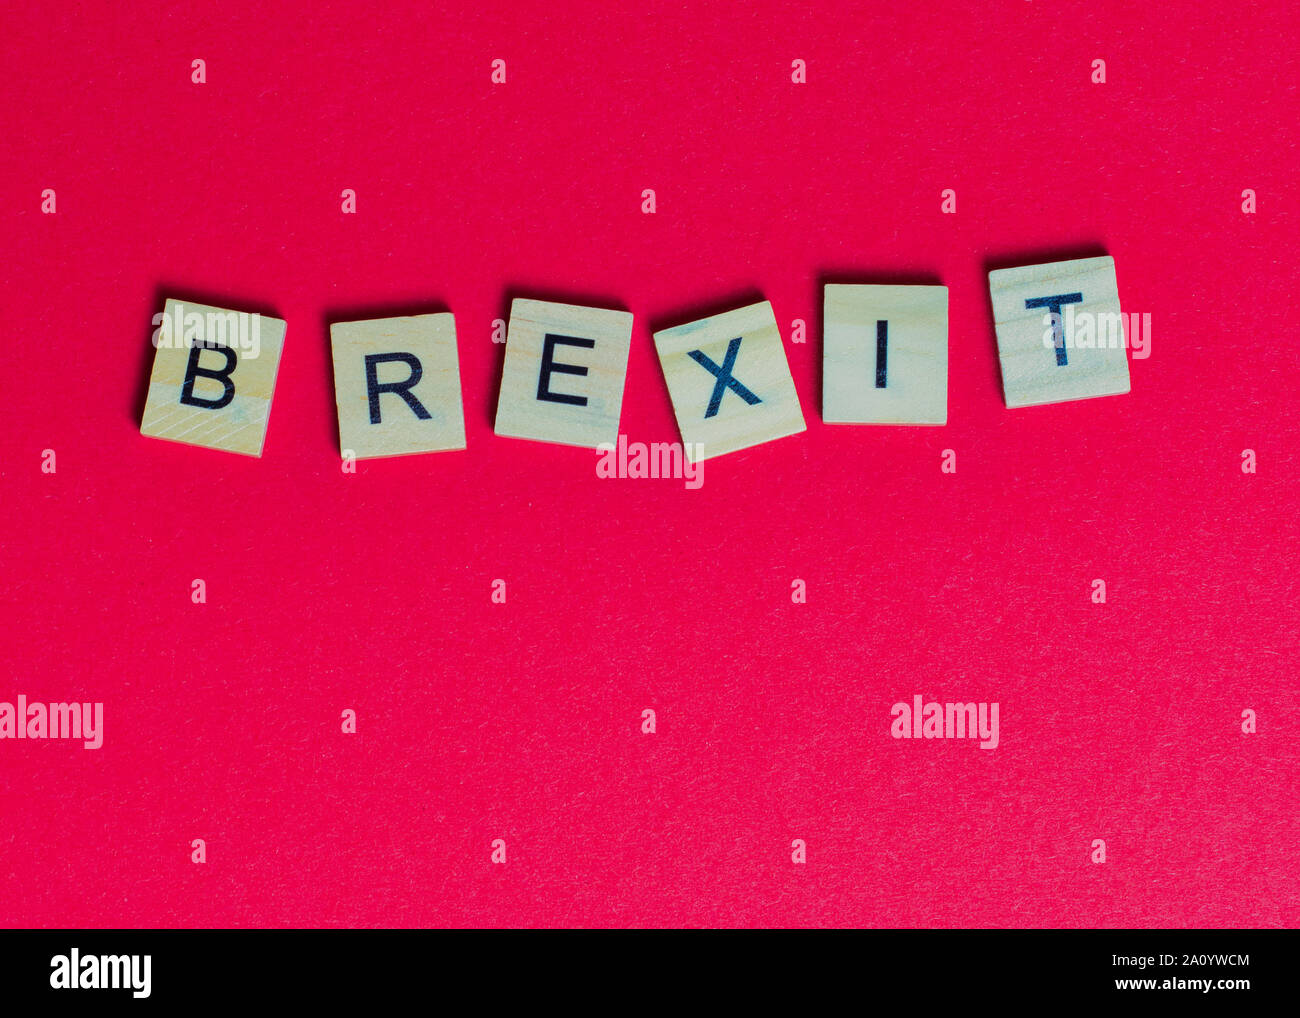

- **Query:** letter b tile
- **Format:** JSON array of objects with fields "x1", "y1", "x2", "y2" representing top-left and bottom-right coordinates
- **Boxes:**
[{"x1": 140, "y1": 298, "x2": 287, "y2": 457}]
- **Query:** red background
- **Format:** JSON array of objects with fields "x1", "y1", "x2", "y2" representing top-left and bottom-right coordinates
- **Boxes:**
[{"x1": 2, "y1": 1, "x2": 1296, "y2": 928}]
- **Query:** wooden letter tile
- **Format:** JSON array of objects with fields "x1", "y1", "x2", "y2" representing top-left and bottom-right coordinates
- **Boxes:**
[
  {"x1": 140, "y1": 298, "x2": 287, "y2": 457},
  {"x1": 990, "y1": 256, "x2": 1131, "y2": 409},
  {"x1": 330, "y1": 313, "x2": 466, "y2": 459},
  {"x1": 823, "y1": 284, "x2": 948, "y2": 425},
  {"x1": 493, "y1": 299, "x2": 634, "y2": 449},
  {"x1": 653, "y1": 300, "x2": 806, "y2": 461}
]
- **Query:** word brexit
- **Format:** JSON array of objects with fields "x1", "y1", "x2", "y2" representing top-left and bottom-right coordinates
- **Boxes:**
[{"x1": 139, "y1": 255, "x2": 1136, "y2": 462}]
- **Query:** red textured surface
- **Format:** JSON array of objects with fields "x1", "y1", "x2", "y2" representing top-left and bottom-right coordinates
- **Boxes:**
[{"x1": 1, "y1": 1, "x2": 1296, "y2": 928}]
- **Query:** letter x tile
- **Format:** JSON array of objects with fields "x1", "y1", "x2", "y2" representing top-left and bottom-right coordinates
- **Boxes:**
[{"x1": 653, "y1": 300, "x2": 806, "y2": 462}]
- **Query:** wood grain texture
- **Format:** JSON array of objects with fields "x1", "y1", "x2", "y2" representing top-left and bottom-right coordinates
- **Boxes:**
[
  {"x1": 139, "y1": 298, "x2": 286, "y2": 457},
  {"x1": 990, "y1": 256, "x2": 1131, "y2": 409},
  {"x1": 493, "y1": 298, "x2": 633, "y2": 449},
  {"x1": 330, "y1": 313, "x2": 466, "y2": 459},
  {"x1": 823, "y1": 284, "x2": 948, "y2": 425},
  {"x1": 653, "y1": 300, "x2": 806, "y2": 462}
]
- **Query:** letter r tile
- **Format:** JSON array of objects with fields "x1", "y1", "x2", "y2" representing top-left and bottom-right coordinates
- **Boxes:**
[
  {"x1": 140, "y1": 298, "x2": 287, "y2": 457},
  {"x1": 653, "y1": 300, "x2": 806, "y2": 462},
  {"x1": 989, "y1": 256, "x2": 1131, "y2": 408},
  {"x1": 330, "y1": 313, "x2": 466, "y2": 459},
  {"x1": 493, "y1": 299, "x2": 634, "y2": 449}
]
